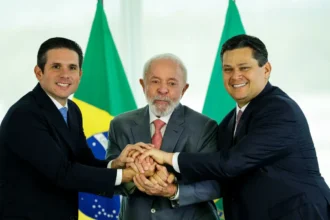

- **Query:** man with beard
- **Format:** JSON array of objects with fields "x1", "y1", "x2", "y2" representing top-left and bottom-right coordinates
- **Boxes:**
[{"x1": 106, "y1": 53, "x2": 221, "y2": 220}]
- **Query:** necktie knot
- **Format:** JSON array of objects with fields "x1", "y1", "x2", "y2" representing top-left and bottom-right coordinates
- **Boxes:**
[
  {"x1": 59, "y1": 107, "x2": 68, "y2": 124},
  {"x1": 153, "y1": 119, "x2": 166, "y2": 131}
]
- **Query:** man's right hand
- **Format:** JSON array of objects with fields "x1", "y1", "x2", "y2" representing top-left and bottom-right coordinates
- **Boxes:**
[
  {"x1": 111, "y1": 142, "x2": 152, "y2": 169},
  {"x1": 139, "y1": 148, "x2": 174, "y2": 166}
]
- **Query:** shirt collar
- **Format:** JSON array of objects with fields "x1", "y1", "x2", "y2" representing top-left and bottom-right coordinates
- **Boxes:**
[
  {"x1": 236, "y1": 103, "x2": 249, "y2": 115},
  {"x1": 149, "y1": 107, "x2": 173, "y2": 124},
  {"x1": 46, "y1": 93, "x2": 68, "y2": 110}
]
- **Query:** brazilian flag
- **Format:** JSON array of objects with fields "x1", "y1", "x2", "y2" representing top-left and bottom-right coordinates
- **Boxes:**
[{"x1": 73, "y1": 1, "x2": 136, "y2": 219}]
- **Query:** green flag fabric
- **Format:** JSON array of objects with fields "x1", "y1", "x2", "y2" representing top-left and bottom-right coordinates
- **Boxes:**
[
  {"x1": 72, "y1": 1, "x2": 136, "y2": 219},
  {"x1": 202, "y1": 1, "x2": 246, "y2": 219},
  {"x1": 202, "y1": 0, "x2": 245, "y2": 123}
]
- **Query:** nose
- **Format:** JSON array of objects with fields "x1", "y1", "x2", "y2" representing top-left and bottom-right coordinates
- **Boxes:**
[
  {"x1": 157, "y1": 82, "x2": 169, "y2": 95},
  {"x1": 59, "y1": 67, "x2": 70, "y2": 78},
  {"x1": 231, "y1": 68, "x2": 242, "y2": 80}
]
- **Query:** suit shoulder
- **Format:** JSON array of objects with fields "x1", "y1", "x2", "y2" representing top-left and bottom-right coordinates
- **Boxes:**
[
  {"x1": 111, "y1": 107, "x2": 145, "y2": 124},
  {"x1": 7, "y1": 91, "x2": 39, "y2": 114},
  {"x1": 1, "y1": 92, "x2": 40, "y2": 126},
  {"x1": 182, "y1": 105, "x2": 217, "y2": 125},
  {"x1": 257, "y1": 86, "x2": 304, "y2": 119}
]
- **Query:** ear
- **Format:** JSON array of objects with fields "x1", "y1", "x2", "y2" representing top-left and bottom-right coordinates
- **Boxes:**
[
  {"x1": 181, "y1": 83, "x2": 189, "y2": 97},
  {"x1": 139, "y1": 79, "x2": 146, "y2": 93},
  {"x1": 34, "y1": 65, "x2": 43, "y2": 81},
  {"x1": 264, "y1": 62, "x2": 272, "y2": 80}
]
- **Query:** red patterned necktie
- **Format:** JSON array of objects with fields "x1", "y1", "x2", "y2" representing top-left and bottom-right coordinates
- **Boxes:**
[{"x1": 152, "y1": 119, "x2": 166, "y2": 149}]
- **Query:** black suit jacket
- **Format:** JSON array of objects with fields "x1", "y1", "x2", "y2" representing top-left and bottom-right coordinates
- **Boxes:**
[
  {"x1": 178, "y1": 83, "x2": 330, "y2": 220},
  {"x1": 0, "y1": 84, "x2": 117, "y2": 220}
]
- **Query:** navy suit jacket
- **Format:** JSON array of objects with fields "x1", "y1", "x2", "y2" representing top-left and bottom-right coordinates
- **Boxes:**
[
  {"x1": 178, "y1": 83, "x2": 330, "y2": 220},
  {"x1": 0, "y1": 84, "x2": 117, "y2": 220}
]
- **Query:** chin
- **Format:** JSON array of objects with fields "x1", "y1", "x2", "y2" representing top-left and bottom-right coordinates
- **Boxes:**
[{"x1": 232, "y1": 95, "x2": 247, "y2": 102}]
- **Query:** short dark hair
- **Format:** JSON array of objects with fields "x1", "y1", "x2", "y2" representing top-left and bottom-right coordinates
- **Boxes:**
[
  {"x1": 37, "y1": 37, "x2": 83, "y2": 71},
  {"x1": 220, "y1": 34, "x2": 268, "y2": 67}
]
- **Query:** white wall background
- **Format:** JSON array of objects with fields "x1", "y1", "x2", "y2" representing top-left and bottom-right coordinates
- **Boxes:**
[{"x1": 1, "y1": 0, "x2": 330, "y2": 183}]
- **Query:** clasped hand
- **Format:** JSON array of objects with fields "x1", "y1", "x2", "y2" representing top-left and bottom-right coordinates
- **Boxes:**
[{"x1": 117, "y1": 142, "x2": 176, "y2": 197}]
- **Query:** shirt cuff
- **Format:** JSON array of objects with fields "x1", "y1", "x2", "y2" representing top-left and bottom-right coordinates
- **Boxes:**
[
  {"x1": 169, "y1": 184, "x2": 180, "y2": 200},
  {"x1": 172, "y1": 152, "x2": 180, "y2": 173},
  {"x1": 115, "y1": 169, "x2": 122, "y2": 186},
  {"x1": 107, "y1": 160, "x2": 113, "y2": 168}
]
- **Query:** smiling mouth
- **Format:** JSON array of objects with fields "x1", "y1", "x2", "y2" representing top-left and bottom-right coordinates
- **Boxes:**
[
  {"x1": 232, "y1": 82, "x2": 248, "y2": 88},
  {"x1": 56, "y1": 83, "x2": 70, "y2": 87}
]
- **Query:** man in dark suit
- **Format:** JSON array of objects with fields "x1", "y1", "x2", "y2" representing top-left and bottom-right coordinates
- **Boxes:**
[
  {"x1": 140, "y1": 35, "x2": 330, "y2": 220},
  {"x1": 106, "y1": 54, "x2": 221, "y2": 220},
  {"x1": 0, "y1": 37, "x2": 147, "y2": 220}
]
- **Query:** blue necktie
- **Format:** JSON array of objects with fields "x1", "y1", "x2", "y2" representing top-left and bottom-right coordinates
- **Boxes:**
[{"x1": 59, "y1": 107, "x2": 68, "y2": 124}]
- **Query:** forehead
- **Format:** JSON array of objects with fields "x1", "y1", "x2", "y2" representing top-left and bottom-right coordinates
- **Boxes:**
[
  {"x1": 45, "y1": 48, "x2": 79, "y2": 64},
  {"x1": 222, "y1": 47, "x2": 256, "y2": 66},
  {"x1": 147, "y1": 59, "x2": 183, "y2": 80}
]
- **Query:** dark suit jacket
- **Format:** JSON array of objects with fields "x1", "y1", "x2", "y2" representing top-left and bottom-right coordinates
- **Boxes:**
[
  {"x1": 0, "y1": 84, "x2": 117, "y2": 220},
  {"x1": 178, "y1": 83, "x2": 330, "y2": 220},
  {"x1": 106, "y1": 104, "x2": 221, "y2": 220}
]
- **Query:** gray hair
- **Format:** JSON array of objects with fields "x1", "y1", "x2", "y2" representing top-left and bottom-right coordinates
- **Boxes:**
[{"x1": 143, "y1": 53, "x2": 188, "y2": 83}]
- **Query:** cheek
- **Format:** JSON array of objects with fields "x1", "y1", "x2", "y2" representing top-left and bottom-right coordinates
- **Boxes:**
[
  {"x1": 145, "y1": 87, "x2": 156, "y2": 97},
  {"x1": 170, "y1": 89, "x2": 182, "y2": 99},
  {"x1": 223, "y1": 75, "x2": 230, "y2": 84}
]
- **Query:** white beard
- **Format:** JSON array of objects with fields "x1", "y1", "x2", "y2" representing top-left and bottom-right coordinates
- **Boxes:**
[{"x1": 147, "y1": 95, "x2": 180, "y2": 117}]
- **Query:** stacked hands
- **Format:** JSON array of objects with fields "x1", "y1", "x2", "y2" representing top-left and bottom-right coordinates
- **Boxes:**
[{"x1": 112, "y1": 142, "x2": 176, "y2": 198}]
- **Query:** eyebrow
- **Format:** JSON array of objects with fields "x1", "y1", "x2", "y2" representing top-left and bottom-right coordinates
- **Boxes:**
[
  {"x1": 223, "y1": 63, "x2": 250, "y2": 67},
  {"x1": 150, "y1": 76, "x2": 179, "y2": 81},
  {"x1": 50, "y1": 62, "x2": 78, "y2": 66},
  {"x1": 237, "y1": 63, "x2": 249, "y2": 66}
]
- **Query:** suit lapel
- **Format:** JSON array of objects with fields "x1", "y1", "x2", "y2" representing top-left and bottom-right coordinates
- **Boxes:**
[
  {"x1": 131, "y1": 106, "x2": 152, "y2": 144},
  {"x1": 234, "y1": 82, "x2": 274, "y2": 143},
  {"x1": 33, "y1": 84, "x2": 77, "y2": 155},
  {"x1": 67, "y1": 101, "x2": 80, "y2": 143},
  {"x1": 226, "y1": 111, "x2": 236, "y2": 147},
  {"x1": 161, "y1": 104, "x2": 184, "y2": 153}
]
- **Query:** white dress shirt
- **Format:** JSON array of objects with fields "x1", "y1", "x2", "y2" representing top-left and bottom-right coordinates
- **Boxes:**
[
  {"x1": 172, "y1": 103, "x2": 249, "y2": 174},
  {"x1": 47, "y1": 94, "x2": 122, "y2": 186},
  {"x1": 149, "y1": 108, "x2": 173, "y2": 137}
]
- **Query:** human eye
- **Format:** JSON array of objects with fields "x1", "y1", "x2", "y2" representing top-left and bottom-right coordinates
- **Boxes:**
[
  {"x1": 223, "y1": 67, "x2": 232, "y2": 73},
  {"x1": 70, "y1": 65, "x2": 78, "y2": 70},
  {"x1": 168, "y1": 81, "x2": 177, "y2": 86},
  {"x1": 151, "y1": 79, "x2": 159, "y2": 84},
  {"x1": 52, "y1": 64, "x2": 60, "y2": 69},
  {"x1": 240, "y1": 66, "x2": 250, "y2": 71}
]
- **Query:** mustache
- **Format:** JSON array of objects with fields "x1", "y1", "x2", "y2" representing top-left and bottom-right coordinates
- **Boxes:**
[{"x1": 151, "y1": 96, "x2": 171, "y2": 103}]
